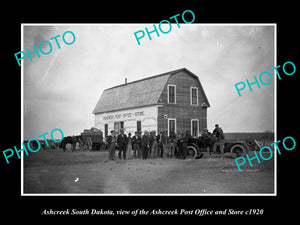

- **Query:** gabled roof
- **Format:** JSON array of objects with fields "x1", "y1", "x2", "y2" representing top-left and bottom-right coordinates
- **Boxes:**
[{"x1": 92, "y1": 68, "x2": 210, "y2": 114}]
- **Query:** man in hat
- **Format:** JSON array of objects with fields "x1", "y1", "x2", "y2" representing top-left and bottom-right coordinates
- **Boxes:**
[
  {"x1": 182, "y1": 130, "x2": 192, "y2": 159},
  {"x1": 202, "y1": 128, "x2": 213, "y2": 154},
  {"x1": 141, "y1": 130, "x2": 150, "y2": 159},
  {"x1": 176, "y1": 131, "x2": 183, "y2": 159},
  {"x1": 107, "y1": 130, "x2": 116, "y2": 161},
  {"x1": 169, "y1": 131, "x2": 177, "y2": 158},
  {"x1": 212, "y1": 124, "x2": 225, "y2": 159},
  {"x1": 117, "y1": 129, "x2": 128, "y2": 160},
  {"x1": 132, "y1": 131, "x2": 142, "y2": 159},
  {"x1": 150, "y1": 130, "x2": 158, "y2": 158},
  {"x1": 157, "y1": 130, "x2": 167, "y2": 158}
]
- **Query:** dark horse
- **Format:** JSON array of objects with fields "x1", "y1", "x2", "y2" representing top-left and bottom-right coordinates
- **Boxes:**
[{"x1": 60, "y1": 136, "x2": 82, "y2": 151}]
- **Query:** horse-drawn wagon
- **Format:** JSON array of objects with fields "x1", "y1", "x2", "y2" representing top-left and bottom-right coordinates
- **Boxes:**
[
  {"x1": 60, "y1": 127, "x2": 104, "y2": 151},
  {"x1": 80, "y1": 128, "x2": 104, "y2": 150}
]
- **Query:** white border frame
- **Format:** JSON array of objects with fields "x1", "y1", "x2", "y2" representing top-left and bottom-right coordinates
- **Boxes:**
[{"x1": 21, "y1": 23, "x2": 277, "y2": 196}]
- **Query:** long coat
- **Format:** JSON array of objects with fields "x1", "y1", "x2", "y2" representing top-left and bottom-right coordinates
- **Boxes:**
[
  {"x1": 141, "y1": 134, "x2": 150, "y2": 147},
  {"x1": 117, "y1": 134, "x2": 128, "y2": 147}
]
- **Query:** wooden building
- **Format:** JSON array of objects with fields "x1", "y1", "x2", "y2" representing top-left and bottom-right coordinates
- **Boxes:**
[{"x1": 92, "y1": 68, "x2": 210, "y2": 137}]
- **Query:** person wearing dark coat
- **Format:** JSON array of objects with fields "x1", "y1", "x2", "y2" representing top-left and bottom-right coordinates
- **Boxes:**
[
  {"x1": 132, "y1": 131, "x2": 142, "y2": 158},
  {"x1": 141, "y1": 130, "x2": 150, "y2": 159},
  {"x1": 212, "y1": 124, "x2": 225, "y2": 159},
  {"x1": 169, "y1": 131, "x2": 177, "y2": 158},
  {"x1": 182, "y1": 130, "x2": 192, "y2": 159},
  {"x1": 117, "y1": 129, "x2": 128, "y2": 160},
  {"x1": 177, "y1": 132, "x2": 184, "y2": 159},
  {"x1": 150, "y1": 131, "x2": 158, "y2": 158},
  {"x1": 157, "y1": 130, "x2": 167, "y2": 158},
  {"x1": 202, "y1": 128, "x2": 213, "y2": 154},
  {"x1": 107, "y1": 130, "x2": 116, "y2": 160}
]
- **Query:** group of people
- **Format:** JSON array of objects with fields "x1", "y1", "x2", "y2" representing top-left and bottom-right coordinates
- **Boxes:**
[
  {"x1": 106, "y1": 124, "x2": 225, "y2": 161},
  {"x1": 106, "y1": 129, "x2": 193, "y2": 161}
]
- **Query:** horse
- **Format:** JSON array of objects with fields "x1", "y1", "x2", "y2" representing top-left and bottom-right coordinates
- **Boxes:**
[{"x1": 60, "y1": 136, "x2": 83, "y2": 151}]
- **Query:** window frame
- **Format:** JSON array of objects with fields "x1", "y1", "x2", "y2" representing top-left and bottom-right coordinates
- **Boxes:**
[
  {"x1": 191, "y1": 119, "x2": 199, "y2": 137},
  {"x1": 167, "y1": 84, "x2": 176, "y2": 104},
  {"x1": 104, "y1": 123, "x2": 108, "y2": 137},
  {"x1": 190, "y1": 87, "x2": 199, "y2": 106},
  {"x1": 137, "y1": 120, "x2": 141, "y2": 132},
  {"x1": 168, "y1": 118, "x2": 177, "y2": 136}
]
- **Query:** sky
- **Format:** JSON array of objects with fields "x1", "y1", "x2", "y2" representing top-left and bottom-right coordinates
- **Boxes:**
[{"x1": 23, "y1": 24, "x2": 275, "y2": 139}]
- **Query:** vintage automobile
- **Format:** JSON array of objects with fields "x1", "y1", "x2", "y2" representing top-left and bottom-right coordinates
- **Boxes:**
[{"x1": 187, "y1": 135, "x2": 261, "y2": 159}]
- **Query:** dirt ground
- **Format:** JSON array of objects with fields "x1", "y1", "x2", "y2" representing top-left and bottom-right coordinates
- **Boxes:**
[{"x1": 23, "y1": 148, "x2": 274, "y2": 194}]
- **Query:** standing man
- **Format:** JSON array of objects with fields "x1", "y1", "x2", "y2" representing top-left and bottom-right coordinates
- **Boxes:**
[
  {"x1": 107, "y1": 130, "x2": 116, "y2": 161},
  {"x1": 169, "y1": 131, "x2": 177, "y2": 158},
  {"x1": 149, "y1": 131, "x2": 157, "y2": 158},
  {"x1": 141, "y1": 130, "x2": 150, "y2": 159},
  {"x1": 151, "y1": 131, "x2": 158, "y2": 159},
  {"x1": 117, "y1": 129, "x2": 128, "y2": 160},
  {"x1": 182, "y1": 130, "x2": 192, "y2": 160},
  {"x1": 212, "y1": 124, "x2": 225, "y2": 159},
  {"x1": 177, "y1": 131, "x2": 183, "y2": 159},
  {"x1": 132, "y1": 131, "x2": 141, "y2": 159},
  {"x1": 165, "y1": 134, "x2": 171, "y2": 157},
  {"x1": 126, "y1": 132, "x2": 133, "y2": 159},
  {"x1": 202, "y1": 128, "x2": 213, "y2": 154},
  {"x1": 157, "y1": 130, "x2": 162, "y2": 158},
  {"x1": 161, "y1": 130, "x2": 167, "y2": 158}
]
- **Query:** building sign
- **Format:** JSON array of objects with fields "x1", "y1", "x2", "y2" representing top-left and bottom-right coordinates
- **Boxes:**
[
  {"x1": 103, "y1": 111, "x2": 145, "y2": 121},
  {"x1": 95, "y1": 106, "x2": 158, "y2": 134}
]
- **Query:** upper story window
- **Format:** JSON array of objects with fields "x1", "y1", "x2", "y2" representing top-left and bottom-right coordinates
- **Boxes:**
[
  {"x1": 190, "y1": 87, "x2": 198, "y2": 106},
  {"x1": 168, "y1": 85, "x2": 176, "y2": 104}
]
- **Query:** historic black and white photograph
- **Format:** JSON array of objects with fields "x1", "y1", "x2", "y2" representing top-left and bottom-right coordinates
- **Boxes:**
[{"x1": 22, "y1": 24, "x2": 275, "y2": 195}]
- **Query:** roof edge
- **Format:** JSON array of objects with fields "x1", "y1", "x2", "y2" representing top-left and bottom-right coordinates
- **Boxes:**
[{"x1": 104, "y1": 68, "x2": 186, "y2": 91}]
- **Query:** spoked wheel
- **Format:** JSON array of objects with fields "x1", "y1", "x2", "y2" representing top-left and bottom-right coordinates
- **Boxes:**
[
  {"x1": 186, "y1": 146, "x2": 198, "y2": 159},
  {"x1": 230, "y1": 144, "x2": 247, "y2": 158}
]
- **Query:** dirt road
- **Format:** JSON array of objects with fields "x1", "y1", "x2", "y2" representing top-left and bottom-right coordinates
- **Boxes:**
[{"x1": 23, "y1": 149, "x2": 274, "y2": 194}]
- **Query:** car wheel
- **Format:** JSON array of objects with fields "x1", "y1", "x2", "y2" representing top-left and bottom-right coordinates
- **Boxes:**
[
  {"x1": 230, "y1": 144, "x2": 247, "y2": 158},
  {"x1": 186, "y1": 146, "x2": 198, "y2": 159}
]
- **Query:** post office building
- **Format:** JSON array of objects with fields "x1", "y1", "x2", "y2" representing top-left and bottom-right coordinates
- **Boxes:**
[{"x1": 92, "y1": 68, "x2": 210, "y2": 137}]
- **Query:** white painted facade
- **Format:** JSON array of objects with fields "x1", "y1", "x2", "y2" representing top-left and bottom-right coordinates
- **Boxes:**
[{"x1": 94, "y1": 105, "x2": 159, "y2": 136}]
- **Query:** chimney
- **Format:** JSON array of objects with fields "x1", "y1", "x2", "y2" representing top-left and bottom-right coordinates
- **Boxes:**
[{"x1": 125, "y1": 78, "x2": 127, "y2": 84}]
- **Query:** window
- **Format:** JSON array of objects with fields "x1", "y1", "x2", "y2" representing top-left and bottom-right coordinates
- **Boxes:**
[
  {"x1": 114, "y1": 122, "x2": 120, "y2": 134},
  {"x1": 190, "y1": 87, "x2": 198, "y2": 106},
  {"x1": 168, "y1": 85, "x2": 176, "y2": 104},
  {"x1": 137, "y1": 121, "x2": 141, "y2": 132},
  {"x1": 114, "y1": 121, "x2": 124, "y2": 134},
  {"x1": 104, "y1": 124, "x2": 108, "y2": 137},
  {"x1": 168, "y1": 118, "x2": 176, "y2": 136},
  {"x1": 120, "y1": 121, "x2": 124, "y2": 130},
  {"x1": 191, "y1": 119, "x2": 199, "y2": 137}
]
